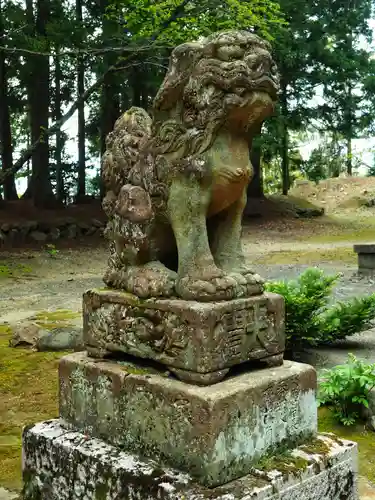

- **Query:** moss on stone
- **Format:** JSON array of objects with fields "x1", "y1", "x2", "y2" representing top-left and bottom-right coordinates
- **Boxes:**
[
  {"x1": 318, "y1": 407, "x2": 375, "y2": 483},
  {"x1": 95, "y1": 482, "x2": 109, "y2": 499},
  {"x1": 255, "y1": 451, "x2": 309, "y2": 478},
  {"x1": 0, "y1": 324, "x2": 68, "y2": 491},
  {"x1": 300, "y1": 437, "x2": 331, "y2": 456},
  {"x1": 120, "y1": 364, "x2": 153, "y2": 376}
]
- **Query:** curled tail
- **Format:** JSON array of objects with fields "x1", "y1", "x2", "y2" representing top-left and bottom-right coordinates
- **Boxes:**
[{"x1": 102, "y1": 107, "x2": 152, "y2": 218}]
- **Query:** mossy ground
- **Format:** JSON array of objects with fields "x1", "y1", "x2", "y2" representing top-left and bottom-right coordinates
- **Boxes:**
[
  {"x1": 29, "y1": 309, "x2": 81, "y2": 330},
  {"x1": 257, "y1": 247, "x2": 355, "y2": 265},
  {"x1": 0, "y1": 324, "x2": 68, "y2": 490},
  {"x1": 0, "y1": 262, "x2": 33, "y2": 280},
  {"x1": 307, "y1": 226, "x2": 375, "y2": 244},
  {"x1": 318, "y1": 407, "x2": 375, "y2": 483}
]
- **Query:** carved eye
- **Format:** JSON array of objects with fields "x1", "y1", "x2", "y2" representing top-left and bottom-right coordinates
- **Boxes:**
[{"x1": 217, "y1": 45, "x2": 244, "y2": 61}]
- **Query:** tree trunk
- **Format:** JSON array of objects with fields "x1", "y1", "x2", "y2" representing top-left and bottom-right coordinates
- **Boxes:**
[
  {"x1": 55, "y1": 47, "x2": 64, "y2": 202},
  {"x1": 131, "y1": 68, "x2": 142, "y2": 107},
  {"x1": 247, "y1": 123, "x2": 264, "y2": 199},
  {"x1": 30, "y1": 0, "x2": 55, "y2": 207},
  {"x1": 22, "y1": 0, "x2": 34, "y2": 200},
  {"x1": 280, "y1": 82, "x2": 289, "y2": 195},
  {"x1": 99, "y1": 0, "x2": 121, "y2": 198},
  {"x1": 121, "y1": 85, "x2": 130, "y2": 113},
  {"x1": 76, "y1": 0, "x2": 86, "y2": 198},
  {"x1": 346, "y1": 82, "x2": 353, "y2": 176},
  {"x1": 1, "y1": 0, "x2": 190, "y2": 187},
  {"x1": 0, "y1": 0, "x2": 18, "y2": 200}
]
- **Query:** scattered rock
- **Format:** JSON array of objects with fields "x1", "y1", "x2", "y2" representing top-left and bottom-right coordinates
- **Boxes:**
[
  {"x1": 78, "y1": 221, "x2": 90, "y2": 232},
  {"x1": 295, "y1": 206, "x2": 325, "y2": 218},
  {"x1": 64, "y1": 224, "x2": 78, "y2": 239},
  {"x1": 86, "y1": 226, "x2": 97, "y2": 236},
  {"x1": 0, "y1": 218, "x2": 106, "y2": 246},
  {"x1": 49, "y1": 227, "x2": 61, "y2": 240},
  {"x1": 36, "y1": 327, "x2": 84, "y2": 352},
  {"x1": 9, "y1": 323, "x2": 41, "y2": 348},
  {"x1": 91, "y1": 218, "x2": 103, "y2": 228},
  {"x1": 8, "y1": 310, "x2": 84, "y2": 352},
  {"x1": 30, "y1": 230, "x2": 48, "y2": 242}
]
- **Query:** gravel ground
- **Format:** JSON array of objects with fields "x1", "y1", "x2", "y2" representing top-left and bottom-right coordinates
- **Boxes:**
[{"x1": 1, "y1": 242, "x2": 375, "y2": 371}]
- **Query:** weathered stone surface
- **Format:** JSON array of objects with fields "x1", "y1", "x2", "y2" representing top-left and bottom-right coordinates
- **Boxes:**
[
  {"x1": 59, "y1": 352, "x2": 316, "y2": 486},
  {"x1": 354, "y1": 244, "x2": 375, "y2": 273},
  {"x1": 49, "y1": 227, "x2": 61, "y2": 240},
  {"x1": 354, "y1": 244, "x2": 375, "y2": 254},
  {"x1": 9, "y1": 323, "x2": 41, "y2": 348},
  {"x1": 36, "y1": 327, "x2": 84, "y2": 351},
  {"x1": 30, "y1": 230, "x2": 48, "y2": 242},
  {"x1": 102, "y1": 31, "x2": 279, "y2": 301},
  {"x1": 83, "y1": 288, "x2": 285, "y2": 383},
  {"x1": 23, "y1": 420, "x2": 358, "y2": 500}
]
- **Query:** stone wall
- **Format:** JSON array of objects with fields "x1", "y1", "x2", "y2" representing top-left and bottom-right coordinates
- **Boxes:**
[{"x1": 0, "y1": 218, "x2": 106, "y2": 246}]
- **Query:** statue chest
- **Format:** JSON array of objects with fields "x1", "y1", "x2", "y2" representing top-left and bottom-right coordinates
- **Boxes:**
[{"x1": 206, "y1": 139, "x2": 253, "y2": 216}]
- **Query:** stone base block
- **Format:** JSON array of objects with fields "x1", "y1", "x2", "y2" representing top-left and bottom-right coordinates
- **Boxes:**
[
  {"x1": 59, "y1": 352, "x2": 317, "y2": 487},
  {"x1": 83, "y1": 288, "x2": 285, "y2": 384},
  {"x1": 22, "y1": 420, "x2": 358, "y2": 500},
  {"x1": 354, "y1": 244, "x2": 375, "y2": 274}
]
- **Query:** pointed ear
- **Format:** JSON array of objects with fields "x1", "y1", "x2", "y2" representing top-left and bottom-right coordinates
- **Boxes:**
[{"x1": 153, "y1": 42, "x2": 203, "y2": 113}]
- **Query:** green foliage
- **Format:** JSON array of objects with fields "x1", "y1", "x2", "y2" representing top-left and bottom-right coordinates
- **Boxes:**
[
  {"x1": 44, "y1": 244, "x2": 59, "y2": 258},
  {"x1": 265, "y1": 268, "x2": 375, "y2": 350},
  {"x1": 318, "y1": 296, "x2": 375, "y2": 345},
  {"x1": 109, "y1": 0, "x2": 285, "y2": 44},
  {"x1": 318, "y1": 354, "x2": 375, "y2": 426},
  {"x1": 265, "y1": 268, "x2": 337, "y2": 348}
]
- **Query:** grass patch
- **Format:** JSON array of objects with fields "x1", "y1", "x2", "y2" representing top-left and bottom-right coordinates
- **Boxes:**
[
  {"x1": 30, "y1": 309, "x2": 81, "y2": 330},
  {"x1": 307, "y1": 228, "x2": 375, "y2": 244},
  {"x1": 0, "y1": 324, "x2": 68, "y2": 490},
  {"x1": 0, "y1": 262, "x2": 33, "y2": 280},
  {"x1": 318, "y1": 407, "x2": 375, "y2": 483},
  {"x1": 256, "y1": 247, "x2": 355, "y2": 265}
]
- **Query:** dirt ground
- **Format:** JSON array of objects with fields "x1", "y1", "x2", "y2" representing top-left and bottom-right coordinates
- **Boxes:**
[{"x1": 0, "y1": 214, "x2": 374, "y2": 320}]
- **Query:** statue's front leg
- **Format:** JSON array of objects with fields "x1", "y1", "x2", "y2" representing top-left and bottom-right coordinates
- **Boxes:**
[
  {"x1": 168, "y1": 176, "x2": 237, "y2": 301},
  {"x1": 210, "y1": 188, "x2": 264, "y2": 295}
]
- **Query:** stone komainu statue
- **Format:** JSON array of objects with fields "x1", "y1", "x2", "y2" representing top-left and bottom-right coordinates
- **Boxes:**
[{"x1": 102, "y1": 30, "x2": 279, "y2": 301}]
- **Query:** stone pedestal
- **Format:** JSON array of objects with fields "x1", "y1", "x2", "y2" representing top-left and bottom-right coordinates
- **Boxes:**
[
  {"x1": 83, "y1": 288, "x2": 285, "y2": 384},
  {"x1": 354, "y1": 244, "x2": 375, "y2": 274},
  {"x1": 22, "y1": 289, "x2": 359, "y2": 500},
  {"x1": 59, "y1": 353, "x2": 317, "y2": 487},
  {"x1": 23, "y1": 420, "x2": 358, "y2": 500}
]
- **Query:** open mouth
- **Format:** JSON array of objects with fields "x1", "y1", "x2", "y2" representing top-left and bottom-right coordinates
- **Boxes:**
[{"x1": 253, "y1": 75, "x2": 279, "y2": 99}]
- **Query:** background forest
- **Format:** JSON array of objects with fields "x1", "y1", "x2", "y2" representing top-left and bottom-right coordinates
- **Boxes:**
[{"x1": 1, "y1": 0, "x2": 375, "y2": 208}]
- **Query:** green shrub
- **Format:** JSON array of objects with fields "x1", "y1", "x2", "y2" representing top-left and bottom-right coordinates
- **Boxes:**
[
  {"x1": 265, "y1": 268, "x2": 375, "y2": 350},
  {"x1": 318, "y1": 354, "x2": 375, "y2": 426},
  {"x1": 317, "y1": 296, "x2": 375, "y2": 344}
]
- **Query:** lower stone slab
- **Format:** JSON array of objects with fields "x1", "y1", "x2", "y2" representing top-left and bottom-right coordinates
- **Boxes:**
[
  {"x1": 354, "y1": 244, "x2": 375, "y2": 273},
  {"x1": 83, "y1": 288, "x2": 285, "y2": 384},
  {"x1": 59, "y1": 352, "x2": 317, "y2": 487},
  {"x1": 22, "y1": 420, "x2": 358, "y2": 500}
]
